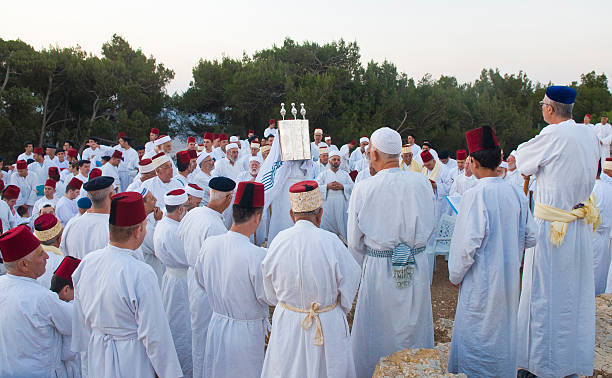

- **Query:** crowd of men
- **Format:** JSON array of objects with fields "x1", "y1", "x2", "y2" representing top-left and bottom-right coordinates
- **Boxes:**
[{"x1": 0, "y1": 85, "x2": 610, "y2": 377}]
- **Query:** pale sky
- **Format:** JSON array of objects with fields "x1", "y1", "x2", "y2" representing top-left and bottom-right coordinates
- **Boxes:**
[{"x1": 3, "y1": 0, "x2": 610, "y2": 95}]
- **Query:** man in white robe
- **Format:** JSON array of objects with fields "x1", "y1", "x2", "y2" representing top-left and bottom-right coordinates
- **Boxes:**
[
  {"x1": 100, "y1": 150, "x2": 121, "y2": 192},
  {"x1": 33, "y1": 213, "x2": 65, "y2": 290},
  {"x1": 0, "y1": 185, "x2": 19, "y2": 232},
  {"x1": 316, "y1": 151, "x2": 353, "y2": 239},
  {"x1": 421, "y1": 150, "x2": 454, "y2": 227},
  {"x1": 55, "y1": 177, "x2": 83, "y2": 226},
  {"x1": 144, "y1": 128, "x2": 160, "y2": 158},
  {"x1": 448, "y1": 126, "x2": 537, "y2": 377},
  {"x1": 348, "y1": 127, "x2": 436, "y2": 378},
  {"x1": 400, "y1": 145, "x2": 422, "y2": 173},
  {"x1": 213, "y1": 143, "x2": 243, "y2": 227},
  {"x1": 593, "y1": 158, "x2": 612, "y2": 295},
  {"x1": 339, "y1": 140, "x2": 355, "y2": 172},
  {"x1": 32, "y1": 179, "x2": 59, "y2": 219},
  {"x1": 192, "y1": 152, "x2": 214, "y2": 206},
  {"x1": 10, "y1": 160, "x2": 39, "y2": 209},
  {"x1": 177, "y1": 177, "x2": 234, "y2": 378},
  {"x1": 405, "y1": 134, "x2": 422, "y2": 164},
  {"x1": 262, "y1": 180, "x2": 360, "y2": 378},
  {"x1": 72, "y1": 191, "x2": 182, "y2": 377},
  {"x1": 449, "y1": 160, "x2": 478, "y2": 196},
  {"x1": 310, "y1": 128, "x2": 324, "y2": 162},
  {"x1": 349, "y1": 137, "x2": 369, "y2": 171},
  {"x1": 28, "y1": 147, "x2": 46, "y2": 187},
  {"x1": 0, "y1": 225, "x2": 73, "y2": 377},
  {"x1": 154, "y1": 189, "x2": 193, "y2": 377},
  {"x1": 141, "y1": 153, "x2": 184, "y2": 210},
  {"x1": 60, "y1": 177, "x2": 113, "y2": 259},
  {"x1": 516, "y1": 86, "x2": 600, "y2": 377},
  {"x1": 312, "y1": 146, "x2": 330, "y2": 178},
  {"x1": 126, "y1": 158, "x2": 157, "y2": 193},
  {"x1": 117, "y1": 136, "x2": 139, "y2": 192},
  {"x1": 594, "y1": 113, "x2": 611, "y2": 163},
  {"x1": 195, "y1": 181, "x2": 271, "y2": 378}
]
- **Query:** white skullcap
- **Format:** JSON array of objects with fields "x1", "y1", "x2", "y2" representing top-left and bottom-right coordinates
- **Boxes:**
[
  {"x1": 510, "y1": 150, "x2": 517, "y2": 157},
  {"x1": 154, "y1": 135, "x2": 171, "y2": 146},
  {"x1": 319, "y1": 146, "x2": 329, "y2": 155},
  {"x1": 152, "y1": 153, "x2": 171, "y2": 169},
  {"x1": 185, "y1": 184, "x2": 205, "y2": 198},
  {"x1": 226, "y1": 143, "x2": 239, "y2": 151},
  {"x1": 138, "y1": 161, "x2": 155, "y2": 174},
  {"x1": 500, "y1": 161, "x2": 508, "y2": 169},
  {"x1": 229, "y1": 136, "x2": 239, "y2": 142},
  {"x1": 197, "y1": 151, "x2": 212, "y2": 166},
  {"x1": 249, "y1": 155, "x2": 263, "y2": 165},
  {"x1": 359, "y1": 136, "x2": 369, "y2": 144},
  {"x1": 324, "y1": 136, "x2": 331, "y2": 141},
  {"x1": 318, "y1": 142, "x2": 327, "y2": 148},
  {"x1": 314, "y1": 128, "x2": 323, "y2": 135},
  {"x1": 329, "y1": 150, "x2": 341, "y2": 159},
  {"x1": 164, "y1": 189, "x2": 188, "y2": 206},
  {"x1": 250, "y1": 142, "x2": 260, "y2": 149},
  {"x1": 370, "y1": 127, "x2": 401, "y2": 155}
]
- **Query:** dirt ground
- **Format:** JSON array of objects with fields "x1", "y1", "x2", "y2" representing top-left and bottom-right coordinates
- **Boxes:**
[{"x1": 430, "y1": 255, "x2": 459, "y2": 343}]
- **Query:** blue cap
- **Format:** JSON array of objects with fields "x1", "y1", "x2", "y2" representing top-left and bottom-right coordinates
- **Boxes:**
[
  {"x1": 209, "y1": 177, "x2": 236, "y2": 192},
  {"x1": 77, "y1": 197, "x2": 92, "y2": 209},
  {"x1": 83, "y1": 176, "x2": 114, "y2": 192},
  {"x1": 545, "y1": 86, "x2": 576, "y2": 104}
]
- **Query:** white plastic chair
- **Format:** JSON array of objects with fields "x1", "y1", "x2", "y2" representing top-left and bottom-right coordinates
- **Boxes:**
[{"x1": 427, "y1": 214, "x2": 456, "y2": 284}]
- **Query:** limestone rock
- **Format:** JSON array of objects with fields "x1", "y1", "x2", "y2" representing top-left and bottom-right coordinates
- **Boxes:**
[
  {"x1": 594, "y1": 293, "x2": 612, "y2": 376},
  {"x1": 372, "y1": 347, "x2": 466, "y2": 378}
]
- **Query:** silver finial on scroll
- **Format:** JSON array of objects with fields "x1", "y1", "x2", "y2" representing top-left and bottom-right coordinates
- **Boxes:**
[
  {"x1": 291, "y1": 103, "x2": 297, "y2": 119},
  {"x1": 280, "y1": 103, "x2": 286, "y2": 120},
  {"x1": 300, "y1": 103, "x2": 306, "y2": 120}
]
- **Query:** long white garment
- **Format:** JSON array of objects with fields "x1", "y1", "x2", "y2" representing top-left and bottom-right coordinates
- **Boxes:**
[
  {"x1": 140, "y1": 213, "x2": 164, "y2": 286},
  {"x1": 71, "y1": 244, "x2": 182, "y2": 378},
  {"x1": 60, "y1": 212, "x2": 110, "y2": 259},
  {"x1": 339, "y1": 144, "x2": 351, "y2": 171},
  {"x1": 144, "y1": 141, "x2": 156, "y2": 157},
  {"x1": 504, "y1": 168, "x2": 524, "y2": 190},
  {"x1": 100, "y1": 163, "x2": 120, "y2": 191},
  {"x1": 424, "y1": 162, "x2": 454, "y2": 227},
  {"x1": 410, "y1": 144, "x2": 423, "y2": 164},
  {"x1": 316, "y1": 168, "x2": 353, "y2": 239},
  {"x1": 32, "y1": 195, "x2": 58, "y2": 219},
  {"x1": 10, "y1": 172, "x2": 39, "y2": 206},
  {"x1": 449, "y1": 173, "x2": 478, "y2": 196},
  {"x1": 595, "y1": 122, "x2": 612, "y2": 161},
  {"x1": 37, "y1": 247, "x2": 65, "y2": 290},
  {"x1": 28, "y1": 162, "x2": 46, "y2": 187},
  {"x1": 212, "y1": 147, "x2": 226, "y2": 162},
  {"x1": 56, "y1": 196, "x2": 79, "y2": 226},
  {"x1": 261, "y1": 220, "x2": 361, "y2": 378},
  {"x1": 515, "y1": 119, "x2": 600, "y2": 377},
  {"x1": 348, "y1": 168, "x2": 436, "y2": 378},
  {"x1": 0, "y1": 199, "x2": 13, "y2": 233},
  {"x1": 592, "y1": 179, "x2": 612, "y2": 295},
  {"x1": 195, "y1": 231, "x2": 270, "y2": 378},
  {"x1": 177, "y1": 206, "x2": 227, "y2": 378},
  {"x1": 154, "y1": 216, "x2": 192, "y2": 377},
  {"x1": 349, "y1": 148, "x2": 366, "y2": 171},
  {"x1": 0, "y1": 274, "x2": 73, "y2": 377},
  {"x1": 141, "y1": 176, "x2": 184, "y2": 209},
  {"x1": 60, "y1": 301, "x2": 82, "y2": 378},
  {"x1": 191, "y1": 170, "x2": 212, "y2": 206},
  {"x1": 213, "y1": 158, "x2": 242, "y2": 182},
  {"x1": 118, "y1": 147, "x2": 139, "y2": 192},
  {"x1": 355, "y1": 168, "x2": 370, "y2": 183},
  {"x1": 447, "y1": 177, "x2": 537, "y2": 377},
  {"x1": 17, "y1": 151, "x2": 34, "y2": 162}
]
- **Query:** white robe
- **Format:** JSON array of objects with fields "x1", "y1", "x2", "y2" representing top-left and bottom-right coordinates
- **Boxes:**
[
  {"x1": 195, "y1": 231, "x2": 270, "y2": 378},
  {"x1": 593, "y1": 179, "x2": 612, "y2": 295},
  {"x1": 32, "y1": 195, "x2": 58, "y2": 219},
  {"x1": 37, "y1": 247, "x2": 65, "y2": 290},
  {"x1": 72, "y1": 244, "x2": 182, "y2": 378},
  {"x1": 0, "y1": 199, "x2": 14, "y2": 233},
  {"x1": 515, "y1": 119, "x2": 600, "y2": 377},
  {"x1": 0, "y1": 274, "x2": 73, "y2": 377},
  {"x1": 118, "y1": 147, "x2": 139, "y2": 192},
  {"x1": 28, "y1": 162, "x2": 46, "y2": 187},
  {"x1": 60, "y1": 212, "x2": 109, "y2": 259},
  {"x1": 594, "y1": 122, "x2": 612, "y2": 161},
  {"x1": 191, "y1": 170, "x2": 212, "y2": 206},
  {"x1": 347, "y1": 168, "x2": 436, "y2": 378},
  {"x1": 154, "y1": 216, "x2": 192, "y2": 377},
  {"x1": 141, "y1": 176, "x2": 184, "y2": 209},
  {"x1": 448, "y1": 176, "x2": 537, "y2": 377},
  {"x1": 140, "y1": 213, "x2": 164, "y2": 286},
  {"x1": 177, "y1": 206, "x2": 227, "y2": 378},
  {"x1": 349, "y1": 148, "x2": 366, "y2": 171},
  {"x1": 316, "y1": 168, "x2": 353, "y2": 239},
  {"x1": 10, "y1": 172, "x2": 39, "y2": 206},
  {"x1": 449, "y1": 173, "x2": 478, "y2": 196},
  {"x1": 354, "y1": 168, "x2": 370, "y2": 183},
  {"x1": 100, "y1": 163, "x2": 120, "y2": 191},
  {"x1": 424, "y1": 162, "x2": 454, "y2": 228},
  {"x1": 261, "y1": 220, "x2": 361, "y2": 378},
  {"x1": 56, "y1": 196, "x2": 79, "y2": 226}
]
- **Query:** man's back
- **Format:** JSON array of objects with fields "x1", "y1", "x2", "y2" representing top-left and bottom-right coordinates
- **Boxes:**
[
  {"x1": 60, "y1": 212, "x2": 109, "y2": 259},
  {"x1": 517, "y1": 120, "x2": 599, "y2": 209}
]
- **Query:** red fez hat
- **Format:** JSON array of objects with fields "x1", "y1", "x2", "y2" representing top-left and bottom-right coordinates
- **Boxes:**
[
  {"x1": 45, "y1": 179, "x2": 56, "y2": 189},
  {"x1": 2, "y1": 185, "x2": 20, "y2": 200},
  {"x1": 48, "y1": 166, "x2": 60, "y2": 177},
  {"x1": 110, "y1": 192, "x2": 146, "y2": 227},
  {"x1": 218, "y1": 133, "x2": 228, "y2": 141},
  {"x1": 33, "y1": 213, "x2": 62, "y2": 242},
  {"x1": 67, "y1": 148, "x2": 78, "y2": 158},
  {"x1": 234, "y1": 181, "x2": 265, "y2": 208},
  {"x1": 269, "y1": 119, "x2": 275, "y2": 125},
  {"x1": 112, "y1": 150, "x2": 123, "y2": 159},
  {"x1": 350, "y1": 140, "x2": 356, "y2": 145},
  {"x1": 89, "y1": 168, "x2": 102, "y2": 179},
  {"x1": 585, "y1": 113, "x2": 591, "y2": 117},
  {"x1": 465, "y1": 126, "x2": 499, "y2": 154},
  {"x1": 0, "y1": 181, "x2": 4, "y2": 193},
  {"x1": 68, "y1": 177, "x2": 83, "y2": 190},
  {"x1": 187, "y1": 136, "x2": 196, "y2": 144},
  {"x1": 139, "y1": 158, "x2": 152, "y2": 166},
  {"x1": 0, "y1": 225, "x2": 40, "y2": 262},
  {"x1": 421, "y1": 150, "x2": 434, "y2": 163},
  {"x1": 177, "y1": 151, "x2": 190, "y2": 165},
  {"x1": 34, "y1": 147, "x2": 44, "y2": 155},
  {"x1": 248, "y1": 129, "x2": 255, "y2": 134},
  {"x1": 150, "y1": 128, "x2": 160, "y2": 135},
  {"x1": 53, "y1": 256, "x2": 81, "y2": 284},
  {"x1": 16, "y1": 160, "x2": 27, "y2": 170},
  {"x1": 203, "y1": 132, "x2": 214, "y2": 141},
  {"x1": 188, "y1": 149, "x2": 197, "y2": 159},
  {"x1": 289, "y1": 180, "x2": 318, "y2": 193},
  {"x1": 456, "y1": 150, "x2": 467, "y2": 161},
  {"x1": 349, "y1": 170, "x2": 358, "y2": 182},
  {"x1": 607, "y1": 158, "x2": 612, "y2": 162},
  {"x1": 213, "y1": 134, "x2": 219, "y2": 140},
  {"x1": 118, "y1": 131, "x2": 126, "y2": 139}
]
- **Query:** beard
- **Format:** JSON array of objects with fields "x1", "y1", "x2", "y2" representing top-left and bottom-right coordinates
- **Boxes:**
[{"x1": 249, "y1": 168, "x2": 260, "y2": 176}]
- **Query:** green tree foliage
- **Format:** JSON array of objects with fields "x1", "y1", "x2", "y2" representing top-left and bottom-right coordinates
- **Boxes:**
[{"x1": 0, "y1": 35, "x2": 174, "y2": 161}]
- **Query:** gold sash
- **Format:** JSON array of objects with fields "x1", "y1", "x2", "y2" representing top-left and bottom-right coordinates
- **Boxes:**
[
  {"x1": 421, "y1": 161, "x2": 440, "y2": 181},
  {"x1": 401, "y1": 160, "x2": 422, "y2": 173},
  {"x1": 533, "y1": 193, "x2": 600, "y2": 246},
  {"x1": 279, "y1": 301, "x2": 337, "y2": 346}
]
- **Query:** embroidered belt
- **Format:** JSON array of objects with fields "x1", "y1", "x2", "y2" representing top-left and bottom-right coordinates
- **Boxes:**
[{"x1": 366, "y1": 244, "x2": 426, "y2": 289}]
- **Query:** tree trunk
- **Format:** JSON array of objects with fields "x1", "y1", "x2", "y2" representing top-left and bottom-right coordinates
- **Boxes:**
[
  {"x1": 0, "y1": 66, "x2": 9, "y2": 94},
  {"x1": 39, "y1": 74, "x2": 53, "y2": 146}
]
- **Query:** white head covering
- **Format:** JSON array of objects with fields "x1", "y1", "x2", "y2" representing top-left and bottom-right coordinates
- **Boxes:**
[
  {"x1": 248, "y1": 155, "x2": 263, "y2": 165},
  {"x1": 510, "y1": 150, "x2": 517, "y2": 157},
  {"x1": 324, "y1": 136, "x2": 331, "y2": 141},
  {"x1": 359, "y1": 136, "x2": 369, "y2": 144},
  {"x1": 152, "y1": 153, "x2": 171, "y2": 169},
  {"x1": 226, "y1": 143, "x2": 239, "y2": 151},
  {"x1": 138, "y1": 161, "x2": 155, "y2": 174},
  {"x1": 197, "y1": 151, "x2": 213, "y2": 166},
  {"x1": 329, "y1": 150, "x2": 342, "y2": 159},
  {"x1": 229, "y1": 136, "x2": 239, "y2": 142},
  {"x1": 164, "y1": 189, "x2": 188, "y2": 206},
  {"x1": 500, "y1": 161, "x2": 508, "y2": 169},
  {"x1": 314, "y1": 128, "x2": 323, "y2": 135},
  {"x1": 185, "y1": 184, "x2": 205, "y2": 198},
  {"x1": 370, "y1": 127, "x2": 401, "y2": 155},
  {"x1": 317, "y1": 142, "x2": 327, "y2": 148},
  {"x1": 154, "y1": 135, "x2": 171, "y2": 146}
]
